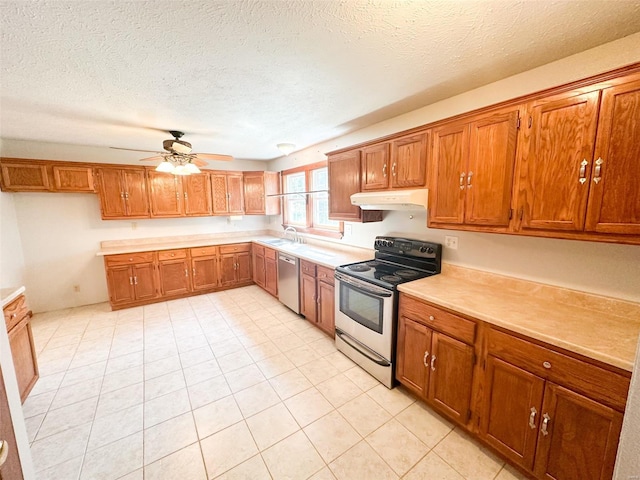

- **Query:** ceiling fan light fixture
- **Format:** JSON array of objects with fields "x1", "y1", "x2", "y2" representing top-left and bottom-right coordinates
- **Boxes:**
[
  {"x1": 277, "y1": 143, "x2": 296, "y2": 156},
  {"x1": 156, "y1": 160, "x2": 175, "y2": 173},
  {"x1": 173, "y1": 164, "x2": 191, "y2": 176},
  {"x1": 184, "y1": 162, "x2": 201, "y2": 174}
]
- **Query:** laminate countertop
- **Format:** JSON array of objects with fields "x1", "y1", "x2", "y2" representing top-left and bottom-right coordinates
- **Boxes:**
[
  {"x1": 96, "y1": 232, "x2": 374, "y2": 270},
  {"x1": 399, "y1": 265, "x2": 640, "y2": 372},
  {"x1": 1, "y1": 286, "x2": 25, "y2": 309}
]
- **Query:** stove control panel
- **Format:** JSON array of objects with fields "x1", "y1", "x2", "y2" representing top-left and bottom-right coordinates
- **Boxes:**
[{"x1": 374, "y1": 236, "x2": 441, "y2": 259}]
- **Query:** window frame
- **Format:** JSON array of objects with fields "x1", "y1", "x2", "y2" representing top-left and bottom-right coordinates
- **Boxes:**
[{"x1": 281, "y1": 161, "x2": 343, "y2": 239}]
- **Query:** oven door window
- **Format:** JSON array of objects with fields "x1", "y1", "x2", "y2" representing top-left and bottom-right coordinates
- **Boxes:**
[{"x1": 339, "y1": 282, "x2": 384, "y2": 334}]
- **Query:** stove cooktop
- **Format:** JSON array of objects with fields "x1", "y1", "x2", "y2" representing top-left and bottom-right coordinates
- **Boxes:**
[{"x1": 337, "y1": 259, "x2": 436, "y2": 289}]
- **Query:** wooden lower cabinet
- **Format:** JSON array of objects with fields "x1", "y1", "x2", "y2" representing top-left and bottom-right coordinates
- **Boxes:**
[
  {"x1": 159, "y1": 259, "x2": 191, "y2": 296},
  {"x1": 218, "y1": 244, "x2": 252, "y2": 288},
  {"x1": 191, "y1": 256, "x2": 218, "y2": 291},
  {"x1": 300, "y1": 272, "x2": 317, "y2": 323},
  {"x1": 299, "y1": 261, "x2": 335, "y2": 336},
  {"x1": 106, "y1": 260, "x2": 158, "y2": 306},
  {"x1": 0, "y1": 365, "x2": 24, "y2": 479},
  {"x1": 253, "y1": 245, "x2": 278, "y2": 297}
]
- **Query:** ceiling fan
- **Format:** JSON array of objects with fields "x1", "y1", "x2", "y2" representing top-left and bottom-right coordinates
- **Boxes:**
[{"x1": 111, "y1": 130, "x2": 233, "y2": 175}]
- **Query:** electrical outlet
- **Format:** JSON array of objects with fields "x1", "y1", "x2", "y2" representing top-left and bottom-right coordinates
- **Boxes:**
[
  {"x1": 73, "y1": 285, "x2": 80, "y2": 293},
  {"x1": 445, "y1": 235, "x2": 459, "y2": 250},
  {"x1": 344, "y1": 224, "x2": 353, "y2": 235}
]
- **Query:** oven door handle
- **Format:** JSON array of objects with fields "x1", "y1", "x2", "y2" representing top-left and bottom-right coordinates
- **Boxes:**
[
  {"x1": 335, "y1": 328, "x2": 391, "y2": 367},
  {"x1": 335, "y1": 272, "x2": 393, "y2": 297}
]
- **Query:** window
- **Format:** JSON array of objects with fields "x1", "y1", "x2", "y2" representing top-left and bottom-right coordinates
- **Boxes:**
[{"x1": 282, "y1": 161, "x2": 342, "y2": 238}]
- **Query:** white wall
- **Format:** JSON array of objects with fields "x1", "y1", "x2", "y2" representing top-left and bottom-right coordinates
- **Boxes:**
[
  {"x1": 267, "y1": 32, "x2": 640, "y2": 303},
  {"x1": 615, "y1": 336, "x2": 640, "y2": 479},
  {"x1": 0, "y1": 190, "x2": 26, "y2": 288}
]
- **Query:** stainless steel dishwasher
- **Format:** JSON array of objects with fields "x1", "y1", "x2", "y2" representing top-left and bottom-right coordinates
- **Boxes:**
[{"x1": 278, "y1": 253, "x2": 300, "y2": 314}]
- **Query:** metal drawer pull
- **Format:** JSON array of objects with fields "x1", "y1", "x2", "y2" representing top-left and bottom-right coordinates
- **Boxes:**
[
  {"x1": 423, "y1": 351, "x2": 430, "y2": 367},
  {"x1": 192, "y1": 268, "x2": 196, "y2": 276},
  {"x1": 392, "y1": 163, "x2": 397, "y2": 176},
  {"x1": 541, "y1": 413, "x2": 551, "y2": 436},
  {"x1": 382, "y1": 163, "x2": 387, "y2": 177},
  {"x1": 129, "y1": 276, "x2": 133, "y2": 285},
  {"x1": 0, "y1": 440, "x2": 9, "y2": 467},
  {"x1": 579, "y1": 159, "x2": 588, "y2": 184},
  {"x1": 529, "y1": 407, "x2": 537, "y2": 429},
  {"x1": 430, "y1": 354, "x2": 436, "y2": 371},
  {"x1": 184, "y1": 269, "x2": 188, "y2": 277},
  {"x1": 133, "y1": 276, "x2": 138, "y2": 285},
  {"x1": 467, "y1": 171, "x2": 473, "y2": 187},
  {"x1": 428, "y1": 315, "x2": 435, "y2": 321},
  {"x1": 459, "y1": 172, "x2": 466, "y2": 190},
  {"x1": 542, "y1": 361, "x2": 551, "y2": 369},
  {"x1": 593, "y1": 158, "x2": 603, "y2": 184}
]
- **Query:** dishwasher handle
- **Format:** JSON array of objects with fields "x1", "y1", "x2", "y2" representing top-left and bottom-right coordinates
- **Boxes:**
[{"x1": 279, "y1": 254, "x2": 297, "y2": 265}]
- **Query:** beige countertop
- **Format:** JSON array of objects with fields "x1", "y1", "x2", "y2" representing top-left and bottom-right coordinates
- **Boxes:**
[
  {"x1": 97, "y1": 232, "x2": 373, "y2": 269},
  {"x1": 1, "y1": 286, "x2": 26, "y2": 309},
  {"x1": 399, "y1": 265, "x2": 640, "y2": 372}
]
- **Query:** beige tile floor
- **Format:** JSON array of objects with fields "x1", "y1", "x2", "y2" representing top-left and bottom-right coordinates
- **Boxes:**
[{"x1": 24, "y1": 285, "x2": 528, "y2": 480}]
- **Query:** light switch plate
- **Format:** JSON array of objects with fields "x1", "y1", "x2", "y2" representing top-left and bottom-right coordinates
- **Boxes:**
[{"x1": 344, "y1": 224, "x2": 353, "y2": 235}]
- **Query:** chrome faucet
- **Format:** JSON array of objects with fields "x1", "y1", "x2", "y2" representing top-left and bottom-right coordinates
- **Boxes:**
[{"x1": 283, "y1": 226, "x2": 298, "y2": 243}]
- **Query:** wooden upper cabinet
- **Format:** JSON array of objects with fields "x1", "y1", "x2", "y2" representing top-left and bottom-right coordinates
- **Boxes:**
[
  {"x1": 227, "y1": 173, "x2": 244, "y2": 214},
  {"x1": 96, "y1": 167, "x2": 150, "y2": 219},
  {"x1": 466, "y1": 110, "x2": 518, "y2": 226},
  {"x1": 183, "y1": 172, "x2": 212, "y2": 216},
  {"x1": 328, "y1": 150, "x2": 362, "y2": 221},
  {"x1": 52, "y1": 165, "x2": 94, "y2": 192},
  {"x1": 148, "y1": 171, "x2": 183, "y2": 217},
  {"x1": 391, "y1": 132, "x2": 428, "y2": 188},
  {"x1": 361, "y1": 143, "x2": 390, "y2": 191},
  {"x1": 243, "y1": 171, "x2": 281, "y2": 215},
  {"x1": 211, "y1": 171, "x2": 244, "y2": 215},
  {"x1": 430, "y1": 122, "x2": 469, "y2": 225},
  {"x1": 1, "y1": 162, "x2": 50, "y2": 191},
  {"x1": 585, "y1": 79, "x2": 640, "y2": 235},
  {"x1": 518, "y1": 91, "x2": 600, "y2": 232}
]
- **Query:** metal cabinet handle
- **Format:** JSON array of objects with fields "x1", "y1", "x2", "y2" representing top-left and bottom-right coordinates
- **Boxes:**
[
  {"x1": 120, "y1": 192, "x2": 125, "y2": 199},
  {"x1": 184, "y1": 192, "x2": 188, "y2": 199},
  {"x1": 176, "y1": 192, "x2": 180, "y2": 199},
  {"x1": 11, "y1": 313, "x2": 17, "y2": 319},
  {"x1": 423, "y1": 351, "x2": 430, "y2": 367},
  {"x1": 529, "y1": 407, "x2": 537, "y2": 429},
  {"x1": 593, "y1": 158, "x2": 603, "y2": 184},
  {"x1": 579, "y1": 159, "x2": 588, "y2": 184},
  {"x1": 392, "y1": 163, "x2": 397, "y2": 176},
  {"x1": 467, "y1": 171, "x2": 473, "y2": 187},
  {"x1": 0, "y1": 440, "x2": 9, "y2": 468},
  {"x1": 459, "y1": 172, "x2": 466, "y2": 190},
  {"x1": 129, "y1": 276, "x2": 133, "y2": 285},
  {"x1": 382, "y1": 163, "x2": 387, "y2": 177},
  {"x1": 192, "y1": 268, "x2": 196, "y2": 276},
  {"x1": 124, "y1": 192, "x2": 129, "y2": 199},
  {"x1": 133, "y1": 276, "x2": 138, "y2": 285},
  {"x1": 184, "y1": 269, "x2": 188, "y2": 277},
  {"x1": 430, "y1": 354, "x2": 436, "y2": 371},
  {"x1": 541, "y1": 413, "x2": 551, "y2": 436}
]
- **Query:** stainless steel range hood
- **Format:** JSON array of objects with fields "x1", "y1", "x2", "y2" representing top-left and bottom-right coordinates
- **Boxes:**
[{"x1": 350, "y1": 189, "x2": 428, "y2": 210}]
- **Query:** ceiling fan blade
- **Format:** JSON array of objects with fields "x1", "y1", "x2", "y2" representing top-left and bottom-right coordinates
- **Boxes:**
[
  {"x1": 139, "y1": 156, "x2": 165, "y2": 162},
  {"x1": 195, "y1": 153, "x2": 234, "y2": 162},
  {"x1": 111, "y1": 147, "x2": 164, "y2": 154},
  {"x1": 191, "y1": 158, "x2": 208, "y2": 167}
]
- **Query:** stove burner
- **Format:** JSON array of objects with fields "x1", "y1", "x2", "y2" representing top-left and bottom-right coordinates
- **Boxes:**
[
  {"x1": 366, "y1": 261, "x2": 380, "y2": 267},
  {"x1": 395, "y1": 269, "x2": 420, "y2": 278},
  {"x1": 381, "y1": 275, "x2": 402, "y2": 283},
  {"x1": 348, "y1": 264, "x2": 371, "y2": 272}
]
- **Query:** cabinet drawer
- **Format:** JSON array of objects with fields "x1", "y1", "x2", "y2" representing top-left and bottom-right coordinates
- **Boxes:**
[
  {"x1": 105, "y1": 252, "x2": 155, "y2": 266},
  {"x1": 253, "y1": 244, "x2": 265, "y2": 256},
  {"x1": 300, "y1": 260, "x2": 317, "y2": 277},
  {"x1": 488, "y1": 328, "x2": 630, "y2": 411},
  {"x1": 398, "y1": 294, "x2": 476, "y2": 345},
  {"x1": 190, "y1": 246, "x2": 217, "y2": 258},
  {"x1": 264, "y1": 247, "x2": 277, "y2": 260},
  {"x1": 219, "y1": 243, "x2": 251, "y2": 254},
  {"x1": 158, "y1": 249, "x2": 188, "y2": 261},
  {"x1": 4, "y1": 295, "x2": 29, "y2": 332},
  {"x1": 317, "y1": 266, "x2": 334, "y2": 285}
]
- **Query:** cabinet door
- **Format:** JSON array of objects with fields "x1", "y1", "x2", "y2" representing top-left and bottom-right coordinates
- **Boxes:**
[
  {"x1": 534, "y1": 383, "x2": 623, "y2": 480},
  {"x1": 520, "y1": 91, "x2": 600, "y2": 232},
  {"x1": 8, "y1": 318, "x2": 39, "y2": 402},
  {"x1": 466, "y1": 110, "x2": 518, "y2": 226},
  {"x1": 97, "y1": 168, "x2": 126, "y2": 218},
  {"x1": 428, "y1": 331, "x2": 474, "y2": 424},
  {"x1": 192, "y1": 256, "x2": 218, "y2": 291},
  {"x1": 264, "y1": 257, "x2": 278, "y2": 297},
  {"x1": 107, "y1": 265, "x2": 135, "y2": 304},
  {"x1": 0, "y1": 163, "x2": 50, "y2": 191},
  {"x1": 211, "y1": 174, "x2": 229, "y2": 214},
  {"x1": 0, "y1": 365, "x2": 24, "y2": 479},
  {"x1": 253, "y1": 252, "x2": 266, "y2": 287},
  {"x1": 183, "y1": 173, "x2": 212, "y2": 216},
  {"x1": 52, "y1": 165, "x2": 94, "y2": 192},
  {"x1": 236, "y1": 252, "x2": 252, "y2": 283},
  {"x1": 361, "y1": 143, "x2": 390, "y2": 191},
  {"x1": 132, "y1": 263, "x2": 157, "y2": 301},
  {"x1": 264, "y1": 171, "x2": 281, "y2": 215},
  {"x1": 122, "y1": 169, "x2": 150, "y2": 217},
  {"x1": 148, "y1": 171, "x2": 183, "y2": 217},
  {"x1": 300, "y1": 273, "x2": 318, "y2": 323},
  {"x1": 227, "y1": 174, "x2": 245, "y2": 214},
  {"x1": 391, "y1": 132, "x2": 428, "y2": 188},
  {"x1": 396, "y1": 316, "x2": 431, "y2": 397},
  {"x1": 159, "y1": 259, "x2": 190, "y2": 296},
  {"x1": 244, "y1": 172, "x2": 266, "y2": 214},
  {"x1": 328, "y1": 150, "x2": 362, "y2": 221},
  {"x1": 586, "y1": 79, "x2": 640, "y2": 235},
  {"x1": 480, "y1": 356, "x2": 545, "y2": 471},
  {"x1": 429, "y1": 123, "x2": 469, "y2": 225},
  {"x1": 317, "y1": 280, "x2": 335, "y2": 335},
  {"x1": 218, "y1": 254, "x2": 238, "y2": 287}
]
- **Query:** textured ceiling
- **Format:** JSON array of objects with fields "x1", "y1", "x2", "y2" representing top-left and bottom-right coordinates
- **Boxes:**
[{"x1": 1, "y1": 1, "x2": 640, "y2": 161}]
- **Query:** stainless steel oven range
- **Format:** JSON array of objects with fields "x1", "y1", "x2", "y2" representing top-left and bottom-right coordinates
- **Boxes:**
[{"x1": 334, "y1": 236, "x2": 442, "y2": 388}]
